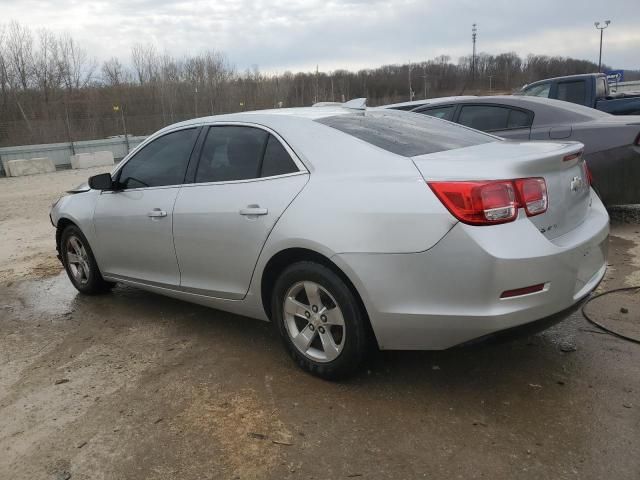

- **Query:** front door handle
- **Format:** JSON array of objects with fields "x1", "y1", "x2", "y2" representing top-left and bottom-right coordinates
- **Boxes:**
[
  {"x1": 147, "y1": 208, "x2": 167, "y2": 218},
  {"x1": 239, "y1": 205, "x2": 268, "y2": 216}
]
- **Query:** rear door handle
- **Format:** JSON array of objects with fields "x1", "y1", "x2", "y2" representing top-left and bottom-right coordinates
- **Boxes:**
[
  {"x1": 147, "y1": 209, "x2": 167, "y2": 218},
  {"x1": 239, "y1": 206, "x2": 268, "y2": 216}
]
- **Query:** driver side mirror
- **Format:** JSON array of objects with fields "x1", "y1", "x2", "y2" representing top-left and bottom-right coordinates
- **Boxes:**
[{"x1": 88, "y1": 173, "x2": 115, "y2": 191}]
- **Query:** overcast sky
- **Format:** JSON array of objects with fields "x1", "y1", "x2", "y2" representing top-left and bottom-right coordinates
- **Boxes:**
[{"x1": 2, "y1": 0, "x2": 639, "y2": 72}]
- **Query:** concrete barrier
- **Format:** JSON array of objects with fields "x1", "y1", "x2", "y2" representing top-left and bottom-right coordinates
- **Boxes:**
[
  {"x1": 1, "y1": 158, "x2": 12, "y2": 177},
  {"x1": 70, "y1": 151, "x2": 115, "y2": 169},
  {"x1": 7, "y1": 157, "x2": 56, "y2": 177}
]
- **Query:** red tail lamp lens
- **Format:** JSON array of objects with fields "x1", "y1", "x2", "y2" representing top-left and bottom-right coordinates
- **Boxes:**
[
  {"x1": 428, "y1": 177, "x2": 548, "y2": 225},
  {"x1": 514, "y1": 178, "x2": 548, "y2": 216},
  {"x1": 428, "y1": 181, "x2": 518, "y2": 225}
]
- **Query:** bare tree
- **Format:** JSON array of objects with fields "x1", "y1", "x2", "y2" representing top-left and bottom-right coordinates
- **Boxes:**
[
  {"x1": 57, "y1": 33, "x2": 96, "y2": 91},
  {"x1": 33, "y1": 28, "x2": 59, "y2": 102},
  {"x1": 102, "y1": 57, "x2": 125, "y2": 86},
  {"x1": 5, "y1": 21, "x2": 34, "y2": 90}
]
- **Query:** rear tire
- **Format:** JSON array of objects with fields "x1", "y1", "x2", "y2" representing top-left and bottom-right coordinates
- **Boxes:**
[
  {"x1": 271, "y1": 261, "x2": 369, "y2": 380},
  {"x1": 60, "y1": 225, "x2": 114, "y2": 295}
]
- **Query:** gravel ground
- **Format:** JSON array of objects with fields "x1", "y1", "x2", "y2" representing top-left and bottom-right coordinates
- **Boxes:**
[
  {"x1": 0, "y1": 170, "x2": 638, "y2": 479},
  {"x1": 0, "y1": 166, "x2": 112, "y2": 283}
]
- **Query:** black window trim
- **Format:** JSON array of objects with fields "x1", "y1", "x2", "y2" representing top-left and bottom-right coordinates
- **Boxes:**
[
  {"x1": 186, "y1": 121, "x2": 307, "y2": 187},
  {"x1": 453, "y1": 103, "x2": 535, "y2": 133},
  {"x1": 108, "y1": 125, "x2": 202, "y2": 193}
]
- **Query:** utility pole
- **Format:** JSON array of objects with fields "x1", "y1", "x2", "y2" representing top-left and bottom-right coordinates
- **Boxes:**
[
  {"x1": 594, "y1": 20, "x2": 611, "y2": 72},
  {"x1": 64, "y1": 101, "x2": 75, "y2": 155},
  {"x1": 330, "y1": 74, "x2": 335, "y2": 102},
  {"x1": 113, "y1": 104, "x2": 130, "y2": 153},
  {"x1": 488, "y1": 74, "x2": 494, "y2": 94},
  {"x1": 422, "y1": 63, "x2": 428, "y2": 99},
  {"x1": 471, "y1": 23, "x2": 478, "y2": 85},
  {"x1": 194, "y1": 84, "x2": 198, "y2": 117},
  {"x1": 408, "y1": 61, "x2": 414, "y2": 101},
  {"x1": 314, "y1": 65, "x2": 319, "y2": 104}
]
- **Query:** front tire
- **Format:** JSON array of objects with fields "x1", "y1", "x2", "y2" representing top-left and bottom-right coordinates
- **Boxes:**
[
  {"x1": 60, "y1": 225, "x2": 113, "y2": 294},
  {"x1": 272, "y1": 261, "x2": 369, "y2": 379}
]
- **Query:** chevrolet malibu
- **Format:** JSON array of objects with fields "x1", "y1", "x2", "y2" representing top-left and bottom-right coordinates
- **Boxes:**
[{"x1": 50, "y1": 107, "x2": 609, "y2": 378}]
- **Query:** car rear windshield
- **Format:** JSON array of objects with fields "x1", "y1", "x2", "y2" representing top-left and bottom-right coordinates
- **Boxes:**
[{"x1": 316, "y1": 110, "x2": 495, "y2": 157}]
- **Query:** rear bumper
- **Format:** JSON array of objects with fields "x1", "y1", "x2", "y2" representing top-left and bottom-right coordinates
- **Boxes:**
[{"x1": 334, "y1": 192, "x2": 609, "y2": 350}]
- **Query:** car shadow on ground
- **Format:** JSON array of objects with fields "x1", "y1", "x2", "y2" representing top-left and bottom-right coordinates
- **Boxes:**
[{"x1": 68, "y1": 279, "x2": 583, "y2": 394}]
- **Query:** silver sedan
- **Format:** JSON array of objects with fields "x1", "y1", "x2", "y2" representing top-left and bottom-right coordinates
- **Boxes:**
[{"x1": 50, "y1": 107, "x2": 609, "y2": 378}]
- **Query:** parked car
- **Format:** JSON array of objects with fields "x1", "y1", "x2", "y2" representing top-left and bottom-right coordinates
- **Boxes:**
[
  {"x1": 50, "y1": 107, "x2": 609, "y2": 379},
  {"x1": 517, "y1": 73, "x2": 640, "y2": 115},
  {"x1": 384, "y1": 96, "x2": 640, "y2": 205}
]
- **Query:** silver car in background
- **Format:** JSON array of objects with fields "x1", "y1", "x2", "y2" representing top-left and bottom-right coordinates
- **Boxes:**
[
  {"x1": 50, "y1": 107, "x2": 609, "y2": 378},
  {"x1": 384, "y1": 96, "x2": 640, "y2": 206}
]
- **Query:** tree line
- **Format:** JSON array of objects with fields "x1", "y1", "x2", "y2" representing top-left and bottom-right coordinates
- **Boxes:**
[{"x1": 1, "y1": 20, "x2": 637, "y2": 147}]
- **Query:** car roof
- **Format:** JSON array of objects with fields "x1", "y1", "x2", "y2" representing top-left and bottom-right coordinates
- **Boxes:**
[
  {"x1": 523, "y1": 73, "x2": 604, "y2": 87},
  {"x1": 381, "y1": 96, "x2": 477, "y2": 109},
  {"x1": 411, "y1": 95, "x2": 610, "y2": 124}
]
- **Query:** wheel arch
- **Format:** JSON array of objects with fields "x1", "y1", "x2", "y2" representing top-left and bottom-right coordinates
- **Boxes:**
[
  {"x1": 260, "y1": 247, "x2": 376, "y2": 344},
  {"x1": 55, "y1": 217, "x2": 79, "y2": 254}
]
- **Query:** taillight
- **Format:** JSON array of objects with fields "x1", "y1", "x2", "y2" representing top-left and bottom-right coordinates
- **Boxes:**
[
  {"x1": 582, "y1": 161, "x2": 592, "y2": 186},
  {"x1": 428, "y1": 181, "x2": 518, "y2": 225},
  {"x1": 428, "y1": 177, "x2": 548, "y2": 226},
  {"x1": 514, "y1": 178, "x2": 547, "y2": 216}
]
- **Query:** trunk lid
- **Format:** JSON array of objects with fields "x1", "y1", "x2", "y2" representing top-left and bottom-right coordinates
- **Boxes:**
[{"x1": 412, "y1": 140, "x2": 591, "y2": 239}]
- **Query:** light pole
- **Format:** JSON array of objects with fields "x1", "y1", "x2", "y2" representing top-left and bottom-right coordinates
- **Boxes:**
[{"x1": 594, "y1": 20, "x2": 611, "y2": 72}]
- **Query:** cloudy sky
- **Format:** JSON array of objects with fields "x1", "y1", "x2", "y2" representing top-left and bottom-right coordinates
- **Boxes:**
[{"x1": 2, "y1": 0, "x2": 639, "y2": 72}]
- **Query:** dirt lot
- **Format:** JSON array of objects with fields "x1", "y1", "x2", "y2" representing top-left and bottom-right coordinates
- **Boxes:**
[{"x1": 0, "y1": 170, "x2": 639, "y2": 479}]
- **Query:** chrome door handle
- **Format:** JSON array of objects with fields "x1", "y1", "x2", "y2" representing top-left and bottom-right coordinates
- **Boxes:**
[
  {"x1": 147, "y1": 209, "x2": 167, "y2": 218},
  {"x1": 239, "y1": 206, "x2": 268, "y2": 216}
]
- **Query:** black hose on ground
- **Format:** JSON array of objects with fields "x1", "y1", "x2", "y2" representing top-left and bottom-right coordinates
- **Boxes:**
[{"x1": 581, "y1": 286, "x2": 640, "y2": 344}]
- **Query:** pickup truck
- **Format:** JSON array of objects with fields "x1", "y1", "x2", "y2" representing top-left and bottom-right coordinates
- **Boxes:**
[{"x1": 518, "y1": 73, "x2": 640, "y2": 115}]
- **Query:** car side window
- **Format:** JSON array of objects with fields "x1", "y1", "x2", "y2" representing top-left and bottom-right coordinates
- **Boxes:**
[
  {"x1": 261, "y1": 135, "x2": 298, "y2": 177},
  {"x1": 196, "y1": 126, "x2": 268, "y2": 183},
  {"x1": 416, "y1": 105, "x2": 455, "y2": 121},
  {"x1": 458, "y1": 105, "x2": 510, "y2": 131},
  {"x1": 117, "y1": 128, "x2": 198, "y2": 189},
  {"x1": 522, "y1": 83, "x2": 551, "y2": 98},
  {"x1": 557, "y1": 81, "x2": 587, "y2": 105},
  {"x1": 507, "y1": 109, "x2": 533, "y2": 129},
  {"x1": 458, "y1": 105, "x2": 532, "y2": 132},
  {"x1": 596, "y1": 78, "x2": 607, "y2": 98}
]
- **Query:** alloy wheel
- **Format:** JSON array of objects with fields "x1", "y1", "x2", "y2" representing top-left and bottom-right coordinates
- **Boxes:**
[
  {"x1": 283, "y1": 281, "x2": 346, "y2": 362},
  {"x1": 66, "y1": 235, "x2": 91, "y2": 285}
]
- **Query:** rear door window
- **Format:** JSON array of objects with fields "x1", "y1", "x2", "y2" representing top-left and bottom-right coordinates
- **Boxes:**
[
  {"x1": 458, "y1": 105, "x2": 510, "y2": 131},
  {"x1": 260, "y1": 135, "x2": 298, "y2": 177},
  {"x1": 316, "y1": 111, "x2": 493, "y2": 157},
  {"x1": 596, "y1": 77, "x2": 607, "y2": 98},
  {"x1": 557, "y1": 81, "x2": 587, "y2": 105},
  {"x1": 415, "y1": 105, "x2": 456, "y2": 121},
  {"x1": 458, "y1": 105, "x2": 532, "y2": 132},
  {"x1": 522, "y1": 83, "x2": 551, "y2": 98},
  {"x1": 196, "y1": 126, "x2": 267, "y2": 183}
]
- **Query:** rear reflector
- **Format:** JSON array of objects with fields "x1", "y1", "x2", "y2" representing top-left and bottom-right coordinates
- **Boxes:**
[
  {"x1": 428, "y1": 177, "x2": 548, "y2": 226},
  {"x1": 500, "y1": 283, "x2": 545, "y2": 299}
]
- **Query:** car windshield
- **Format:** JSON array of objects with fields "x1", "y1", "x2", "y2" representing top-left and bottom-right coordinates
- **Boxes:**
[{"x1": 316, "y1": 110, "x2": 495, "y2": 157}]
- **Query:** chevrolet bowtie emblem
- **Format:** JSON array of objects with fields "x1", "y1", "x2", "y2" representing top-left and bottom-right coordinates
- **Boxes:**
[{"x1": 570, "y1": 176, "x2": 584, "y2": 192}]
